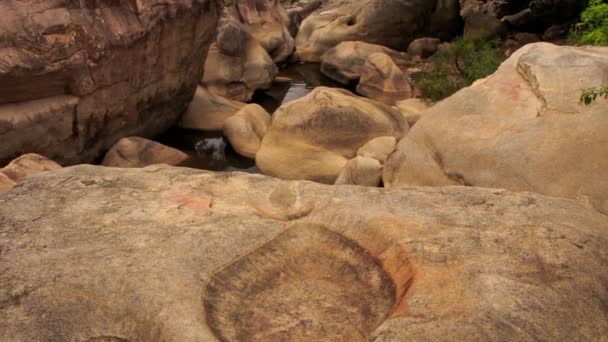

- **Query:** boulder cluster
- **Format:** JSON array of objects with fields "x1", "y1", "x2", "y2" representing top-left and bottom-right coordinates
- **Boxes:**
[{"x1": 1, "y1": 0, "x2": 607, "y2": 340}]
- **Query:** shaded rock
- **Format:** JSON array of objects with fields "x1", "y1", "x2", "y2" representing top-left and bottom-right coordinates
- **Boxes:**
[
  {"x1": 514, "y1": 32, "x2": 541, "y2": 45},
  {"x1": 429, "y1": 0, "x2": 464, "y2": 40},
  {"x1": 407, "y1": 38, "x2": 442, "y2": 59},
  {"x1": 203, "y1": 14, "x2": 278, "y2": 102},
  {"x1": 0, "y1": 173, "x2": 15, "y2": 193},
  {"x1": 295, "y1": 0, "x2": 457, "y2": 62},
  {"x1": 463, "y1": 11, "x2": 507, "y2": 40},
  {"x1": 357, "y1": 136, "x2": 397, "y2": 164},
  {"x1": 320, "y1": 41, "x2": 411, "y2": 85},
  {"x1": 102, "y1": 137, "x2": 189, "y2": 168},
  {"x1": 384, "y1": 43, "x2": 608, "y2": 215},
  {"x1": 395, "y1": 98, "x2": 433, "y2": 126},
  {"x1": 334, "y1": 156, "x2": 382, "y2": 186},
  {"x1": 0, "y1": 165, "x2": 607, "y2": 340},
  {"x1": 256, "y1": 87, "x2": 408, "y2": 183},
  {"x1": 195, "y1": 137, "x2": 228, "y2": 162},
  {"x1": 179, "y1": 86, "x2": 246, "y2": 131},
  {"x1": 0, "y1": 0, "x2": 222, "y2": 165},
  {"x1": 287, "y1": 0, "x2": 323, "y2": 36},
  {"x1": 356, "y1": 53, "x2": 413, "y2": 105},
  {"x1": 223, "y1": 104, "x2": 272, "y2": 159},
  {"x1": 543, "y1": 24, "x2": 570, "y2": 41},
  {"x1": 232, "y1": 0, "x2": 295, "y2": 63},
  {"x1": 0, "y1": 153, "x2": 61, "y2": 184}
]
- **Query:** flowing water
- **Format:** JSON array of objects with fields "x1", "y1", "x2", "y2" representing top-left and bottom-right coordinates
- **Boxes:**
[{"x1": 158, "y1": 63, "x2": 345, "y2": 172}]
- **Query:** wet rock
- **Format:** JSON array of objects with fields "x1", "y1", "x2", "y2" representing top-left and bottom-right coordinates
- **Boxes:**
[
  {"x1": 357, "y1": 136, "x2": 397, "y2": 164},
  {"x1": 223, "y1": 104, "x2": 272, "y2": 159},
  {"x1": 1, "y1": 165, "x2": 607, "y2": 340},
  {"x1": 202, "y1": 13, "x2": 278, "y2": 102},
  {"x1": 102, "y1": 137, "x2": 189, "y2": 168},
  {"x1": 0, "y1": 0, "x2": 221, "y2": 165},
  {"x1": 384, "y1": 43, "x2": 608, "y2": 215},
  {"x1": 256, "y1": 87, "x2": 408, "y2": 183},
  {"x1": 0, "y1": 153, "x2": 61, "y2": 183},
  {"x1": 179, "y1": 86, "x2": 246, "y2": 131},
  {"x1": 320, "y1": 41, "x2": 410, "y2": 85}
]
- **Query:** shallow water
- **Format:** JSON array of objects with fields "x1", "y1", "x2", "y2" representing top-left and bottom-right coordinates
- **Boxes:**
[{"x1": 159, "y1": 63, "x2": 345, "y2": 172}]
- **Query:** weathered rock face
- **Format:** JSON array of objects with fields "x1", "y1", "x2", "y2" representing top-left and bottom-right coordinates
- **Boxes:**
[
  {"x1": 356, "y1": 53, "x2": 413, "y2": 105},
  {"x1": 202, "y1": 13, "x2": 278, "y2": 102},
  {"x1": 395, "y1": 98, "x2": 433, "y2": 127},
  {"x1": 232, "y1": 0, "x2": 295, "y2": 63},
  {"x1": 1, "y1": 165, "x2": 607, "y2": 340},
  {"x1": 223, "y1": 104, "x2": 271, "y2": 159},
  {"x1": 384, "y1": 43, "x2": 608, "y2": 215},
  {"x1": 320, "y1": 41, "x2": 411, "y2": 85},
  {"x1": 256, "y1": 87, "x2": 408, "y2": 183},
  {"x1": 102, "y1": 137, "x2": 189, "y2": 168},
  {"x1": 295, "y1": 0, "x2": 460, "y2": 62},
  {"x1": 0, "y1": 0, "x2": 222, "y2": 165},
  {"x1": 0, "y1": 153, "x2": 61, "y2": 192},
  {"x1": 179, "y1": 86, "x2": 246, "y2": 131},
  {"x1": 334, "y1": 156, "x2": 383, "y2": 186}
]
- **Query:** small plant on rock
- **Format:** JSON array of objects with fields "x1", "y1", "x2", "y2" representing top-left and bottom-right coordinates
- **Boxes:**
[
  {"x1": 414, "y1": 38, "x2": 501, "y2": 101},
  {"x1": 581, "y1": 86, "x2": 608, "y2": 105}
]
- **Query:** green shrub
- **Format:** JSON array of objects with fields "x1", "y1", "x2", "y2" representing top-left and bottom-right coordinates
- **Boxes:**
[
  {"x1": 570, "y1": 0, "x2": 608, "y2": 46},
  {"x1": 581, "y1": 86, "x2": 608, "y2": 105},
  {"x1": 414, "y1": 39, "x2": 501, "y2": 101}
]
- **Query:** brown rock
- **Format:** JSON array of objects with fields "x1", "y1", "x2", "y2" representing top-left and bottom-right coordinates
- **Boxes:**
[
  {"x1": 256, "y1": 87, "x2": 408, "y2": 183},
  {"x1": 1, "y1": 165, "x2": 607, "y2": 340},
  {"x1": 320, "y1": 41, "x2": 411, "y2": 85},
  {"x1": 357, "y1": 136, "x2": 397, "y2": 164},
  {"x1": 407, "y1": 38, "x2": 442, "y2": 59},
  {"x1": 223, "y1": 104, "x2": 272, "y2": 159},
  {"x1": 232, "y1": 0, "x2": 295, "y2": 63},
  {"x1": 295, "y1": 0, "x2": 458, "y2": 62},
  {"x1": 102, "y1": 137, "x2": 189, "y2": 168},
  {"x1": 179, "y1": 86, "x2": 246, "y2": 131},
  {"x1": 356, "y1": 53, "x2": 413, "y2": 105},
  {"x1": 384, "y1": 43, "x2": 608, "y2": 215},
  {"x1": 202, "y1": 13, "x2": 278, "y2": 102},
  {"x1": 395, "y1": 98, "x2": 432, "y2": 126},
  {"x1": 0, "y1": 0, "x2": 222, "y2": 165},
  {"x1": 0, "y1": 153, "x2": 61, "y2": 183},
  {"x1": 334, "y1": 156, "x2": 383, "y2": 186},
  {"x1": 0, "y1": 172, "x2": 15, "y2": 193}
]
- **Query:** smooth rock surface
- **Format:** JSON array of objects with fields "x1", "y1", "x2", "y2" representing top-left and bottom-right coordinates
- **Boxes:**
[
  {"x1": 102, "y1": 137, "x2": 189, "y2": 168},
  {"x1": 395, "y1": 98, "x2": 432, "y2": 126},
  {"x1": 179, "y1": 86, "x2": 246, "y2": 131},
  {"x1": 320, "y1": 41, "x2": 411, "y2": 85},
  {"x1": 356, "y1": 53, "x2": 413, "y2": 105},
  {"x1": 0, "y1": 165, "x2": 607, "y2": 340},
  {"x1": 334, "y1": 156, "x2": 383, "y2": 186},
  {"x1": 384, "y1": 43, "x2": 608, "y2": 215},
  {"x1": 223, "y1": 104, "x2": 272, "y2": 159},
  {"x1": 256, "y1": 87, "x2": 408, "y2": 183},
  {"x1": 357, "y1": 136, "x2": 398, "y2": 164},
  {"x1": 0, "y1": 0, "x2": 221, "y2": 165}
]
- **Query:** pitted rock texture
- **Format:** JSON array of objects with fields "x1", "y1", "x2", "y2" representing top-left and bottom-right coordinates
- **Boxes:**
[
  {"x1": 0, "y1": 165, "x2": 607, "y2": 340},
  {"x1": 384, "y1": 43, "x2": 608, "y2": 215},
  {"x1": 0, "y1": 0, "x2": 222, "y2": 165}
]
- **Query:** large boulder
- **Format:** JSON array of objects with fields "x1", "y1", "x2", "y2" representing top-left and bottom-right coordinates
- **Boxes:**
[
  {"x1": 356, "y1": 53, "x2": 414, "y2": 105},
  {"x1": 231, "y1": 0, "x2": 295, "y2": 63},
  {"x1": 294, "y1": 0, "x2": 460, "y2": 62},
  {"x1": 179, "y1": 86, "x2": 246, "y2": 131},
  {"x1": 384, "y1": 43, "x2": 608, "y2": 215},
  {"x1": 320, "y1": 41, "x2": 411, "y2": 85},
  {"x1": 0, "y1": 165, "x2": 607, "y2": 340},
  {"x1": 256, "y1": 87, "x2": 408, "y2": 183},
  {"x1": 202, "y1": 13, "x2": 278, "y2": 102},
  {"x1": 0, "y1": 0, "x2": 222, "y2": 165},
  {"x1": 102, "y1": 137, "x2": 189, "y2": 168}
]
